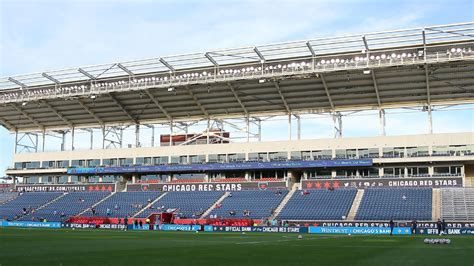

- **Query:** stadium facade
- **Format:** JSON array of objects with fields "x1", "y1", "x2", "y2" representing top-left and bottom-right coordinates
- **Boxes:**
[{"x1": 0, "y1": 22, "x2": 473, "y2": 223}]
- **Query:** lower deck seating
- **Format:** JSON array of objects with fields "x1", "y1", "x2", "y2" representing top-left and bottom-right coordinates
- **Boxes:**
[
  {"x1": 441, "y1": 188, "x2": 474, "y2": 221},
  {"x1": 278, "y1": 189, "x2": 357, "y2": 220},
  {"x1": 18, "y1": 192, "x2": 110, "y2": 222},
  {"x1": 209, "y1": 190, "x2": 288, "y2": 219},
  {"x1": 0, "y1": 192, "x2": 62, "y2": 220},
  {"x1": 85, "y1": 191, "x2": 161, "y2": 218},
  {"x1": 137, "y1": 191, "x2": 224, "y2": 218},
  {"x1": 355, "y1": 187, "x2": 432, "y2": 220},
  {"x1": 0, "y1": 192, "x2": 17, "y2": 204}
]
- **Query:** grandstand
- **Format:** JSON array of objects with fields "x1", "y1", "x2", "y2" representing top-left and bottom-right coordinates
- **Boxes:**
[{"x1": 0, "y1": 22, "x2": 473, "y2": 224}]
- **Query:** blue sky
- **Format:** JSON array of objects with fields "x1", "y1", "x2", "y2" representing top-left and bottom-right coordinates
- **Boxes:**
[{"x1": 0, "y1": 0, "x2": 473, "y2": 176}]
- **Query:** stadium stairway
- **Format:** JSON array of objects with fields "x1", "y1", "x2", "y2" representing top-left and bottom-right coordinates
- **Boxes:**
[
  {"x1": 14, "y1": 193, "x2": 66, "y2": 221},
  {"x1": 347, "y1": 189, "x2": 364, "y2": 220},
  {"x1": 0, "y1": 193, "x2": 18, "y2": 205},
  {"x1": 200, "y1": 192, "x2": 230, "y2": 218},
  {"x1": 76, "y1": 192, "x2": 116, "y2": 216},
  {"x1": 133, "y1": 192, "x2": 168, "y2": 218},
  {"x1": 36, "y1": 193, "x2": 67, "y2": 210},
  {"x1": 268, "y1": 184, "x2": 298, "y2": 220},
  {"x1": 432, "y1": 188, "x2": 441, "y2": 220}
]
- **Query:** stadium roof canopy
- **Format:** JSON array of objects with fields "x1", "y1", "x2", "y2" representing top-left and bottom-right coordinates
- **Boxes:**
[{"x1": 0, "y1": 22, "x2": 473, "y2": 132}]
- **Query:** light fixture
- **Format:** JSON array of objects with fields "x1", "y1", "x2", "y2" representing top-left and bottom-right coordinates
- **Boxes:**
[
  {"x1": 363, "y1": 69, "x2": 371, "y2": 75},
  {"x1": 167, "y1": 87, "x2": 175, "y2": 92},
  {"x1": 258, "y1": 79, "x2": 266, "y2": 83},
  {"x1": 22, "y1": 102, "x2": 27, "y2": 106},
  {"x1": 90, "y1": 95, "x2": 97, "y2": 99}
]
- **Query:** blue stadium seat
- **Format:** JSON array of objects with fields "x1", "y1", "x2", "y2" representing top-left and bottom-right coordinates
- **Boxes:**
[
  {"x1": 355, "y1": 187, "x2": 432, "y2": 220},
  {"x1": 18, "y1": 192, "x2": 110, "y2": 222},
  {"x1": 137, "y1": 191, "x2": 223, "y2": 218},
  {"x1": 86, "y1": 191, "x2": 161, "y2": 218},
  {"x1": 0, "y1": 192, "x2": 62, "y2": 220},
  {"x1": 278, "y1": 188, "x2": 357, "y2": 220},
  {"x1": 209, "y1": 190, "x2": 288, "y2": 219}
]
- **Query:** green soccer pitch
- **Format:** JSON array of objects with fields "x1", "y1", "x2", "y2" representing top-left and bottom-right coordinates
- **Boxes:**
[{"x1": 0, "y1": 227, "x2": 473, "y2": 266}]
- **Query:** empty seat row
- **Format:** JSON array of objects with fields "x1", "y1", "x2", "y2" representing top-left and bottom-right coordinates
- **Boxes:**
[
  {"x1": 278, "y1": 189, "x2": 356, "y2": 220},
  {"x1": 441, "y1": 188, "x2": 474, "y2": 221},
  {"x1": 356, "y1": 187, "x2": 432, "y2": 220},
  {"x1": 209, "y1": 190, "x2": 288, "y2": 219}
]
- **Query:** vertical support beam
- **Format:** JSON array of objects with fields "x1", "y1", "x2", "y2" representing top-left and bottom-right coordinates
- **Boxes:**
[
  {"x1": 14, "y1": 130, "x2": 18, "y2": 153},
  {"x1": 151, "y1": 125, "x2": 155, "y2": 147},
  {"x1": 288, "y1": 114, "x2": 292, "y2": 140},
  {"x1": 296, "y1": 115, "x2": 301, "y2": 140},
  {"x1": 71, "y1": 127, "x2": 75, "y2": 151},
  {"x1": 102, "y1": 126, "x2": 106, "y2": 149},
  {"x1": 169, "y1": 122, "x2": 173, "y2": 146},
  {"x1": 332, "y1": 112, "x2": 342, "y2": 138},
  {"x1": 246, "y1": 115, "x2": 250, "y2": 143},
  {"x1": 258, "y1": 119, "x2": 262, "y2": 142},
  {"x1": 42, "y1": 130, "x2": 46, "y2": 152},
  {"x1": 135, "y1": 124, "x2": 140, "y2": 147},
  {"x1": 35, "y1": 134, "x2": 38, "y2": 152},
  {"x1": 379, "y1": 109, "x2": 386, "y2": 136},
  {"x1": 428, "y1": 105, "x2": 433, "y2": 134},
  {"x1": 61, "y1": 131, "x2": 66, "y2": 151},
  {"x1": 207, "y1": 119, "x2": 210, "y2": 144},
  {"x1": 120, "y1": 128, "x2": 124, "y2": 148},
  {"x1": 90, "y1": 129, "x2": 93, "y2": 150}
]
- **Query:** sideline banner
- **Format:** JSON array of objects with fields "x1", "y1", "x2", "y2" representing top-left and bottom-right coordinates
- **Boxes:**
[
  {"x1": 309, "y1": 226, "x2": 411, "y2": 235},
  {"x1": 417, "y1": 228, "x2": 474, "y2": 235},
  {"x1": 16, "y1": 183, "x2": 116, "y2": 192},
  {"x1": 210, "y1": 226, "x2": 308, "y2": 233},
  {"x1": 0, "y1": 221, "x2": 61, "y2": 228},
  {"x1": 156, "y1": 224, "x2": 201, "y2": 231},
  {"x1": 62, "y1": 223, "x2": 96, "y2": 229},
  {"x1": 302, "y1": 177, "x2": 462, "y2": 189},
  {"x1": 98, "y1": 224, "x2": 127, "y2": 230},
  {"x1": 128, "y1": 181, "x2": 286, "y2": 192},
  {"x1": 69, "y1": 159, "x2": 372, "y2": 175}
]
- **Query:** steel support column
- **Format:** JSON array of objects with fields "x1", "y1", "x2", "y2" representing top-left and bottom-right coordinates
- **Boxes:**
[
  {"x1": 332, "y1": 112, "x2": 342, "y2": 138},
  {"x1": 288, "y1": 114, "x2": 292, "y2": 140},
  {"x1": 379, "y1": 109, "x2": 386, "y2": 136},
  {"x1": 71, "y1": 127, "x2": 75, "y2": 151},
  {"x1": 428, "y1": 105, "x2": 433, "y2": 134}
]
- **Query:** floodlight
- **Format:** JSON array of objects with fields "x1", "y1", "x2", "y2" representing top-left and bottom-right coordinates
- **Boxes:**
[
  {"x1": 167, "y1": 87, "x2": 175, "y2": 92},
  {"x1": 391, "y1": 53, "x2": 397, "y2": 58},
  {"x1": 363, "y1": 69, "x2": 371, "y2": 75}
]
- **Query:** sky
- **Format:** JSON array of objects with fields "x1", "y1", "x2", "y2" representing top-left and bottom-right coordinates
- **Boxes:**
[{"x1": 0, "y1": 0, "x2": 473, "y2": 176}]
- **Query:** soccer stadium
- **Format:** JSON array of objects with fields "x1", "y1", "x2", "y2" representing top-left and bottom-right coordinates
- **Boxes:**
[{"x1": 0, "y1": 2, "x2": 473, "y2": 264}]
